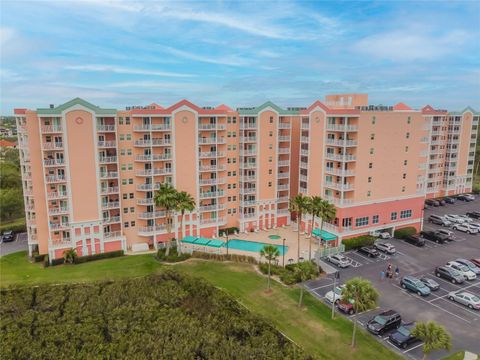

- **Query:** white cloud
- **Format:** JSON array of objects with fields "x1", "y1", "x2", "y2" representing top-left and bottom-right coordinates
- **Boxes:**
[
  {"x1": 64, "y1": 64, "x2": 195, "y2": 77},
  {"x1": 159, "y1": 46, "x2": 250, "y2": 67}
]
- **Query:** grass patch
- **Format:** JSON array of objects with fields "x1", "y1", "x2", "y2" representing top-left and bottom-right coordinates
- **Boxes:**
[{"x1": 0, "y1": 217, "x2": 26, "y2": 233}]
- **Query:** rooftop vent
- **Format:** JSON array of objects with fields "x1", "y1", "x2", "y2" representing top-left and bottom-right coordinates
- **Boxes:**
[{"x1": 49, "y1": 104, "x2": 54, "y2": 109}]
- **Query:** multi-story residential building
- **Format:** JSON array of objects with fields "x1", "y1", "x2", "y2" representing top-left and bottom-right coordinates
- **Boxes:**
[{"x1": 15, "y1": 95, "x2": 477, "y2": 259}]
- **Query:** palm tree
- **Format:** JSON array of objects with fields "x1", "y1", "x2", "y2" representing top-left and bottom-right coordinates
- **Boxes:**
[
  {"x1": 294, "y1": 261, "x2": 317, "y2": 307},
  {"x1": 63, "y1": 248, "x2": 77, "y2": 264},
  {"x1": 307, "y1": 196, "x2": 323, "y2": 260},
  {"x1": 260, "y1": 244, "x2": 280, "y2": 291},
  {"x1": 289, "y1": 193, "x2": 309, "y2": 262},
  {"x1": 341, "y1": 277, "x2": 379, "y2": 347},
  {"x1": 175, "y1": 191, "x2": 196, "y2": 254},
  {"x1": 317, "y1": 199, "x2": 336, "y2": 248},
  {"x1": 154, "y1": 182, "x2": 178, "y2": 256},
  {"x1": 411, "y1": 321, "x2": 452, "y2": 360}
]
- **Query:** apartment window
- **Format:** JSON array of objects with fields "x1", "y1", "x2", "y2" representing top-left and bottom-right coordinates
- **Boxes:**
[
  {"x1": 228, "y1": 171, "x2": 231, "y2": 176},
  {"x1": 120, "y1": 149, "x2": 126, "y2": 156},
  {"x1": 368, "y1": 176, "x2": 372, "y2": 183},
  {"x1": 269, "y1": 131, "x2": 273, "y2": 137},
  {"x1": 355, "y1": 216, "x2": 369, "y2": 227},
  {"x1": 268, "y1": 156, "x2": 272, "y2": 162},
  {"x1": 228, "y1": 196, "x2": 232, "y2": 201},
  {"x1": 233, "y1": 196, "x2": 236, "y2": 201},
  {"x1": 372, "y1": 215, "x2": 379, "y2": 224},
  {"x1": 402, "y1": 173, "x2": 406, "y2": 179},
  {"x1": 402, "y1": 186, "x2": 406, "y2": 192},
  {"x1": 232, "y1": 171, "x2": 236, "y2": 176},
  {"x1": 370, "y1": 133, "x2": 375, "y2": 140},
  {"x1": 228, "y1": 209, "x2": 232, "y2": 214},
  {"x1": 268, "y1": 182, "x2": 272, "y2": 187},
  {"x1": 127, "y1": 149, "x2": 132, "y2": 155},
  {"x1": 233, "y1": 117, "x2": 237, "y2": 124},
  {"x1": 123, "y1": 208, "x2": 128, "y2": 213},
  {"x1": 122, "y1": 179, "x2": 127, "y2": 185},
  {"x1": 232, "y1": 145, "x2": 236, "y2": 150},
  {"x1": 269, "y1": 144, "x2": 273, "y2": 149},
  {"x1": 120, "y1": 164, "x2": 126, "y2": 171},
  {"x1": 372, "y1": 116, "x2": 376, "y2": 125},
  {"x1": 369, "y1": 162, "x2": 373, "y2": 169},
  {"x1": 120, "y1": 134, "x2": 125, "y2": 141},
  {"x1": 123, "y1": 194, "x2": 127, "y2": 200},
  {"x1": 124, "y1": 222, "x2": 129, "y2": 228},
  {"x1": 129, "y1": 178, "x2": 133, "y2": 184},
  {"x1": 342, "y1": 218, "x2": 352, "y2": 227},
  {"x1": 130, "y1": 207, "x2": 134, "y2": 213},
  {"x1": 404, "y1": 160, "x2": 408, "y2": 166},
  {"x1": 367, "y1": 191, "x2": 371, "y2": 197},
  {"x1": 128, "y1": 164, "x2": 133, "y2": 170},
  {"x1": 227, "y1": 158, "x2": 231, "y2": 164},
  {"x1": 270, "y1": 116, "x2": 273, "y2": 123},
  {"x1": 125, "y1": 117, "x2": 130, "y2": 125},
  {"x1": 405, "y1": 146, "x2": 409, "y2": 152},
  {"x1": 131, "y1": 221, "x2": 135, "y2": 227},
  {"x1": 232, "y1": 158, "x2": 236, "y2": 163},
  {"x1": 269, "y1": 169, "x2": 272, "y2": 175},
  {"x1": 232, "y1": 131, "x2": 236, "y2": 137},
  {"x1": 391, "y1": 212, "x2": 397, "y2": 220},
  {"x1": 227, "y1": 184, "x2": 231, "y2": 189},
  {"x1": 119, "y1": 117, "x2": 124, "y2": 125},
  {"x1": 400, "y1": 210, "x2": 412, "y2": 219},
  {"x1": 370, "y1": 148, "x2": 374, "y2": 155},
  {"x1": 129, "y1": 193, "x2": 134, "y2": 199},
  {"x1": 406, "y1": 132, "x2": 410, "y2": 139},
  {"x1": 227, "y1": 132, "x2": 231, "y2": 138},
  {"x1": 407, "y1": 116, "x2": 411, "y2": 124},
  {"x1": 233, "y1": 184, "x2": 236, "y2": 189},
  {"x1": 233, "y1": 208, "x2": 237, "y2": 214}
]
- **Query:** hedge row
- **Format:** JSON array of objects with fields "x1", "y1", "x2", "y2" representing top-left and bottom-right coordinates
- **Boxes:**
[
  {"x1": 394, "y1": 226, "x2": 417, "y2": 239},
  {"x1": 0, "y1": 220, "x2": 26, "y2": 234},
  {"x1": 342, "y1": 235, "x2": 376, "y2": 251},
  {"x1": 258, "y1": 261, "x2": 321, "y2": 285},
  {"x1": 191, "y1": 251, "x2": 257, "y2": 264},
  {"x1": 156, "y1": 247, "x2": 191, "y2": 263},
  {"x1": 74, "y1": 250, "x2": 124, "y2": 264}
]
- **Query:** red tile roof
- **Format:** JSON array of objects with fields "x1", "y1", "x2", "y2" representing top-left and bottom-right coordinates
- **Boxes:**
[
  {"x1": 130, "y1": 99, "x2": 234, "y2": 115},
  {"x1": 14, "y1": 109, "x2": 26, "y2": 115},
  {"x1": 215, "y1": 104, "x2": 234, "y2": 112},
  {"x1": 421, "y1": 105, "x2": 448, "y2": 115},
  {"x1": 393, "y1": 102, "x2": 413, "y2": 111},
  {"x1": 300, "y1": 100, "x2": 360, "y2": 115}
]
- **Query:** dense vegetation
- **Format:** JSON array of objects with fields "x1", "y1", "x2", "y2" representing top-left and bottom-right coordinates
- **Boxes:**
[
  {"x1": 1, "y1": 271, "x2": 307, "y2": 360},
  {"x1": 0, "y1": 145, "x2": 24, "y2": 229},
  {"x1": 393, "y1": 226, "x2": 417, "y2": 239},
  {"x1": 258, "y1": 261, "x2": 320, "y2": 285},
  {"x1": 342, "y1": 235, "x2": 376, "y2": 250}
]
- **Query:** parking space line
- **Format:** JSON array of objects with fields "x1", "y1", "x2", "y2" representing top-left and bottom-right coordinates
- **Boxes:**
[
  {"x1": 403, "y1": 342, "x2": 424, "y2": 354},
  {"x1": 354, "y1": 252, "x2": 375, "y2": 263},
  {"x1": 430, "y1": 275, "x2": 464, "y2": 288},
  {"x1": 309, "y1": 283, "x2": 334, "y2": 291},
  {"x1": 436, "y1": 297, "x2": 480, "y2": 319}
]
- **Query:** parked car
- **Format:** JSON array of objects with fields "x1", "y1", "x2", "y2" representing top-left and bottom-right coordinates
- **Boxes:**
[
  {"x1": 1, "y1": 230, "x2": 14, "y2": 242},
  {"x1": 471, "y1": 259, "x2": 480, "y2": 267},
  {"x1": 404, "y1": 234, "x2": 425, "y2": 247},
  {"x1": 458, "y1": 215, "x2": 474, "y2": 223},
  {"x1": 457, "y1": 194, "x2": 475, "y2": 202},
  {"x1": 358, "y1": 246, "x2": 380, "y2": 258},
  {"x1": 452, "y1": 223, "x2": 479, "y2": 234},
  {"x1": 337, "y1": 300, "x2": 355, "y2": 315},
  {"x1": 327, "y1": 254, "x2": 350, "y2": 268},
  {"x1": 435, "y1": 229, "x2": 454, "y2": 240},
  {"x1": 446, "y1": 261, "x2": 477, "y2": 280},
  {"x1": 389, "y1": 322, "x2": 420, "y2": 349},
  {"x1": 367, "y1": 310, "x2": 402, "y2": 335},
  {"x1": 425, "y1": 199, "x2": 440, "y2": 207},
  {"x1": 444, "y1": 197, "x2": 456, "y2": 204},
  {"x1": 428, "y1": 215, "x2": 452, "y2": 227},
  {"x1": 325, "y1": 285, "x2": 345, "y2": 304},
  {"x1": 455, "y1": 259, "x2": 480, "y2": 275},
  {"x1": 419, "y1": 277, "x2": 440, "y2": 291},
  {"x1": 400, "y1": 276, "x2": 431, "y2": 296},
  {"x1": 374, "y1": 241, "x2": 396, "y2": 254},
  {"x1": 466, "y1": 211, "x2": 480, "y2": 220},
  {"x1": 436, "y1": 199, "x2": 446, "y2": 206},
  {"x1": 444, "y1": 214, "x2": 466, "y2": 224},
  {"x1": 448, "y1": 291, "x2": 480, "y2": 310},
  {"x1": 420, "y1": 231, "x2": 448, "y2": 244},
  {"x1": 468, "y1": 222, "x2": 480, "y2": 231},
  {"x1": 435, "y1": 266, "x2": 465, "y2": 284}
]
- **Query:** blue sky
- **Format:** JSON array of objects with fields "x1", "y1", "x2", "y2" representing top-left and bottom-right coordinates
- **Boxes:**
[{"x1": 1, "y1": 0, "x2": 479, "y2": 113}]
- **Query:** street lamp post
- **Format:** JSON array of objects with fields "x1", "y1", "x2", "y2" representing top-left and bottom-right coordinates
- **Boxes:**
[
  {"x1": 282, "y1": 238, "x2": 286, "y2": 267},
  {"x1": 225, "y1": 231, "x2": 229, "y2": 256}
]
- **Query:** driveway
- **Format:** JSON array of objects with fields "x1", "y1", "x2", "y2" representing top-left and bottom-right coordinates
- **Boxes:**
[{"x1": 0, "y1": 232, "x2": 28, "y2": 256}]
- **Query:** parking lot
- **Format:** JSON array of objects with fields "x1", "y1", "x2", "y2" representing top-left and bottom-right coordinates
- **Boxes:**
[
  {"x1": 0, "y1": 232, "x2": 28, "y2": 256},
  {"x1": 306, "y1": 197, "x2": 480, "y2": 360}
]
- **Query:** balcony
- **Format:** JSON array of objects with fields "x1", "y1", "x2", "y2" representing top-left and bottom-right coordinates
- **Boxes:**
[
  {"x1": 101, "y1": 186, "x2": 119, "y2": 194},
  {"x1": 48, "y1": 206, "x2": 69, "y2": 214},
  {"x1": 100, "y1": 171, "x2": 118, "y2": 179},
  {"x1": 277, "y1": 184, "x2": 289, "y2": 191},
  {"x1": 138, "y1": 210, "x2": 165, "y2": 219},
  {"x1": 99, "y1": 156, "x2": 117, "y2": 164},
  {"x1": 44, "y1": 158, "x2": 65, "y2": 167},
  {"x1": 300, "y1": 161, "x2": 308, "y2": 169},
  {"x1": 240, "y1": 149, "x2": 256, "y2": 156},
  {"x1": 138, "y1": 224, "x2": 168, "y2": 236},
  {"x1": 301, "y1": 136, "x2": 309, "y2": 143},
  {"x1": 278, "y1": 172, "x2": 289, "y2": 179},
  {"x1": 134, "y1": 139, "x2": 172, "y2": 147},
  {"x1": 278, "y1": 148, "x2": 289, "y2": 154},
  {"x1": 135, "y1": 153, "x2": 172, "y2": 161},
  {"x1": 199, "y1": 164, "x2": 226, "y2": 172},
  {"x1": 104, "y1": 231, "x2": 123, "y2": 240},
  {"x1": 301, "y1": 123, "x2": 309, "y2": 130},
  {"x1": 326, "y1": 139, "x2": 357, "y2": 147},
  {"x1": 136, "y1": 168, "x2": 172, "y2": 176},
  {"x1": 50, "y1": 222, "x2": 69, "y2": 230},
  {"x1": 98, "y1": 140, "x2": 116, "y2": 148},
  {"x1": 97, "y1": 125, "x2": 115, "y2": 132},
  {"x1": 241, "y1": 199, "x2": 256, "y2": 206},
  {"x1": 134, "y1": 124, "x2": 171, "y2": 131},
  {"x1": 42, "y1": 125, "x2": 63, "y2": 133},
  {"x1": 299, "y1": 174, "x2": 308, "y2": 182},
  {"x1": 300, "y1": 149, "x2": 309, "y2": 156},
  {"x1": 278, "y1": 160, "x2": 289, "y2": 167},
  {"x1": 199, "y1": 151, "x2": 226, "y2": 158},
  {"x1": 240, "y1": 136, "x2": 257, "y2": 143},
  {"x1": 240, "y1": 123, "x2": 257, "y2": 130},
  {"x1": 198, "y1": 137, "x2": 226, "y2": 144},
  {"x1": 241, "y1": 213, "x2": 256, "y2": 219},
  {"x1": 277, "y1": 209, "x2": 289, "y2": 216},
  {"x1": 200, "y1": 217, "x2": 226, "y2": 226},
  {"x1": 326, "y1": 124, "x2": 358, "y2": 132},
  {"x1": 199, "y1": 178, "x2": 226, "y2": 185},
  {"x1": 137, "y1": 198, "x2": 154, "y2": 205},
  {"x1": 278, "y1": 136, "x2": 290, "y2": 142},
  {"x1": 198, "y1": 123, "x2": 226, "y2": 131},
  {"x1": 43, "y1": 142, "x2": 63, "y2": 150},
  {"x1": 103, "y1": 216, "x2": 121, "y2": 225},
  {"x1": 240, "y1": 175, "x2": 256, "y2": 182},
  {"x1": 276, "y1": 196, "x2": 288, "y2": 203},
  {"x1": 137, "y1": 183, "x2": 160, "y2": 191},
  {"x1": 324, "y1": 181, "x2": 354, "y2": 191},
  {"x1": 325, "y1": 153, "x2": 356, "y2": 162},
  {"x1": 102, "y1": 201, "x2": 120, "y2": 210},
  {"x1": 278, "y1": 123, "x2": 290, "y2": 129},
  {"x1": 241, "y1": 187, "x2": 256, "y2": 195},
  {"x1": 240, "y1": 162, "x2": 256, "y2": 169},
  {"x1": 47, "y1": 191, "x2": 67, "y2": 199},
  {"x1": 325, "y1": 167, "x2": 355, "y2": 177},
  {"x1": 200, "y1": 190, "x2": 224, "y2": 199},
  {"x1": 324, "y1": 196, "x2": 353, "y2": 206},
  {"x1": 45, "y1": 175, "x2": 67, "y2": 183},
  {"x1": 199, "y1": 204, "x2": 226, "y2": 212}
]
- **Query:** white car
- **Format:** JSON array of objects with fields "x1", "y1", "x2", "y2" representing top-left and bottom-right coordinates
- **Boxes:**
[
  {"x1": 446, "y1": 261, "x2": 477, "y2": 280},
  {"x1": 468, "y1": 222, "x2": 480, "y2": 231},
  {"x1": 452, "y1": 223, "x2": 479, "y2": 234},
  {"x1": 444, "y1": 214, "x2": 466, "y2": 224},
  {"x1": 458, "y1": 215, "x2": 474, "y2": 223},
  {"x1": 327, "y1": 254, "x2": 350, "y2": 268},
  {"x1": 436, "y1": 229, "x2": 454, "y2": 239},
  {"x1": 325, "y1": 284, "x2": 345, "y2": 304},
  {"x1": 374, "y1": 241, "x2": 396, "y2": 254},
  {"x1": 448, "y1": 291, "x2": 480, "y2": 310}
]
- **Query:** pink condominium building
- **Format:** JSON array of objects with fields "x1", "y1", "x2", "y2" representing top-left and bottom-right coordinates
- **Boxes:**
[{"x1": 15, "y1": 95, "x2": 478, "y2": 259}]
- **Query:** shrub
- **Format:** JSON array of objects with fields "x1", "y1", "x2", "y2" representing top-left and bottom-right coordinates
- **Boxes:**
[
  {"x1": 191, "y1": 251, "x2": 257, "y2": 264},
  {"x1": 32, "y1": 254, "x2": 45, "y2": 263},
  {"x1": 0, "y1": 220, "x2": 26, "y2": 234},
  {"x1": 74, "y1": 250, "x2": 124, "y2": 264},
  {"x1": 50, "y1": 257, "x2": 65, "y2": 266},
  {"x1": 259, "y1": 263, "x2": 285, "y2": 276},
  {"x1": 156, "y1": 247, "x2": 190, "y2": 263},
  {"x1": 342, "y1": 235, "x2": 376, "y2": 250},
  {"x1": 218, "y1": 227, "x2": 239, "y2": 236},
  {"x1": 394, "y1": 226, "x2": 417, "y2": 239},
  {"x1": 473, "y1": 183, "x2": 480, "y2": 194},
  {"x1": 43, "y1": 255, "x2": 49, "y2": 268},
  {"x1": 258, "y1": 261, "x2": 320, "y2": 285}
]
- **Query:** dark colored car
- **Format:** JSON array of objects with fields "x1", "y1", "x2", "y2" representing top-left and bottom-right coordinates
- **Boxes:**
[
  {"x1": 1, "y1": 230, "x2": 14, "y2": 242},
  {"x1": 466, "y1": 211, "x2": 480, "y2": 220},
  {"x1": 420, "y1": 277, "x2": 440, "y2": 291},
  {"x1": 436, "y1": 199, "x2": 446, "y2": 206},
  {"x1": 425, "y1": 199, "x2": 440, "y2": 207},
  {"x1": 367, "y1": 310, "x2": 402, "y2": 335},
  {"x1": 420, "y1": 231, "x2": 447, "y2": 244},
  {"x1": 400, "y1": 276, "x2": 431, "y2": 296},
  {"x1": 435, "y1": 266, "x2": 465, "y2": 284},
  {"x1": 358, "y1": 246, "x2": 380, "y2": 258},
  {"x1": 444, "y1": 197, "x2": 456, "y2": 204},
  {"x1": 337, "y1": 300, "x2": 355, "y2": 315},
  {"x1": 471, "y1": 259, "x2": 480, "y2": 267},
  {"x1": 457, "y1": 194, "x2": 475, "y2": 202},
  {"x1": 389, "y1": 322, "x2": 420, "y2": 349},
  {"x1": 404, "y1": 234, "x2": 425, "y2": 247}
]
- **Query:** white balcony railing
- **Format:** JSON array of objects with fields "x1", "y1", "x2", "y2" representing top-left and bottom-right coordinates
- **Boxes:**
[
  {"x1": 97, "y1": 125, "x2": 115, "y2": 132},
  {"x1": 98, "y1": 141, "x2": 116, "y2": 148},
  {"x1": 326, "y1": 139, "x2": 357, "y2": 147},
  {"x1": 100, "y1": 171, "x2": 119, "y2": 179},
  {"x1": 199, "y1": 165, "x2": 226, "y2": 172},
  {"x1": 199, "y1": 151, "x2": 225, "y2": 158},
  {"x1": 99, "y1": 156, "x2": 117, "y2": 163},
  {"x1": 102, "y1": 201, "x2": 120, "y2": 209},
  {"x1": 198, "y1": 137, "x2": 225, "y2": 144},
  {"x1": 324, "y1": 181, "x2": 354, "y2": 191},
  {"x1": 138, "y1": 210, "x2": 166, "y2": 219},
  {"x1": 200, "y1": 190, "x2": 224, "y2": 199},
  {"x1": 101, "y1": 186, "x2": 119, "y2": 194},
  {"x1": 325, "y1": 168, "x2": 355, "y2": 176},
  {"x1": 47, "y1": 191, "x2": 67, "y2": 199},
  {"x1": 138, "y1": 224, "x2": 168, "y2": 235},
  {"x1": 43, "y1": 142, "x2": 63, "y2": 150},
  {"x1": 44, "y1": 158, "x2": 65, "y2": 166},
  {"x1": 42, "y1": 125, "x2": 63, "y2": 133}
]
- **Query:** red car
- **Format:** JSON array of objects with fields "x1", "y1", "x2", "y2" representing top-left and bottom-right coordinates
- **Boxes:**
[
  {"x1": 471, "y1": 259, "x2": 480, "y2": 267},
  {"x1": 337, "y1": 300, "x2": 355, "y2": 315}
]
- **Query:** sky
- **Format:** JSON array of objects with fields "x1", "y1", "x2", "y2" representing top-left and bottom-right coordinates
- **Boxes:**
[{"x1": 1, "y1": 0, "x2": 479, "y2": 114}]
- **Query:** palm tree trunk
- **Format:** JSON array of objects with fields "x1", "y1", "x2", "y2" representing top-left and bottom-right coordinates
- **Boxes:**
[
  {"x1": 351, "y1": 318, "x2": 357, "y2": 347},
  {"x1": 319, "y1": 218, "x2": 324, "y2": 249},
  {"x1": 165, "y1": 211, "x2": 172, "y2": 256},
  {"x1": 297, "y1": 212, "x2": 301, "y2": 262},
  {"x1": 309, "y1": 213, "x2": 314, "y2": 260},
  {"x1": 177, "y1": 212, "x2": 184, "y2": 254},
  {"x1": 267, "y1": 260, "x2": 271, "y2": 290}
]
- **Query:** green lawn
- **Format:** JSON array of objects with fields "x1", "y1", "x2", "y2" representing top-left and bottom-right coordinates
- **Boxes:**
[{"x1": 1, "y1": 252, "x2": 401, "y2": 359}]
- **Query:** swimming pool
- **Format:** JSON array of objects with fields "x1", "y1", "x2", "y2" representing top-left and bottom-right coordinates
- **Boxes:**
[{"x1": 226, "y1": 239, "x2": 288, "y2": 255}]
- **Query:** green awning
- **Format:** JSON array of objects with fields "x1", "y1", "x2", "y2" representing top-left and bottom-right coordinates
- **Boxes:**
[
  {"x1": 181, "y1": 236, "x2": 198, "y2": 244},
  {"x1": 206, "y1": 239, "x2": 225, "y2": 248},
  {"x1": 194, "y1": 237, "x2": 211, "y2": 245},
  {"x1": 312, "y1": 228, "x2": 337, "y2": 241}
]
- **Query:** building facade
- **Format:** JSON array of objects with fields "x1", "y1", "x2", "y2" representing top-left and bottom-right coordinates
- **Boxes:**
[{"x1": 15, "y1": 95, "x2": 478, "y2": 259}]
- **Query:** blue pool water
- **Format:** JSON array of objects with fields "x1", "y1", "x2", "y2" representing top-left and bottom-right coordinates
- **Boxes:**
[{"x1": 226, "y1": 239, "x2": 288, "y2": 255}]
